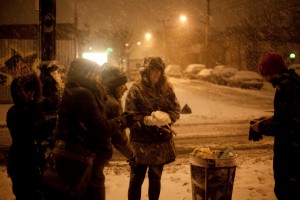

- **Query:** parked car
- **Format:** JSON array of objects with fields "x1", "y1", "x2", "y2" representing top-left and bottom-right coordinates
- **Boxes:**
[
  {"x1": 183, "y1": 64, "x2": 206, "y2": 79},
  {"x1": 289, "y1": 63, "x2": 300, "y2": 75},
  {"x1": 210, "y1": 65, "x2": 238, "y2": 85},
  {"x1": 196, "y1": 68, "x2": 213, "y2": 81},
  {"x1": 228, "y1": 70, "x2": 264, "y2": 90},
  {"x1": 165, "y1": 64, "x2": 182, "y2": 78}
]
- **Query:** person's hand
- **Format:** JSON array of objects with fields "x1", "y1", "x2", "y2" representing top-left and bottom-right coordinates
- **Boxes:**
[
  {"x1": 143, "y1": 115, "x2": 155, "y2": 126},
  {"x1": 248, "y1": 120, "x2": 263, "y2": 141},
  {"x1": 127, "y1": 156, "x2": 137, "y2": 168},
  {"x1": 152, "y1": 111, "x2": 171, "y2": 126},
  {"x1": 122, "y1": 112, "x2": 136, "y2": 127},
  {"x1": 118, "y1": 113, "x2": 136, "y2": 129},
  {"x1": 144, "y1": 111, "x2": 171, "y2": 127}
]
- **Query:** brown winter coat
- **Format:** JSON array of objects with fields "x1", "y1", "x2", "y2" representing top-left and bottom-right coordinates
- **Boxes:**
[{"x1": 125, "y1": 73, "x2": 181, "y2": 165}]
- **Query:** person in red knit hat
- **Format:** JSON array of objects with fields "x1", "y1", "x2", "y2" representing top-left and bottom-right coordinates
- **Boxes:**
[
  {"x1": 249, "y1": 51, "x2": 300, "y2": 200},
  {"x1": 258, "y1": 52, "x2": 288, "y2": 76}
]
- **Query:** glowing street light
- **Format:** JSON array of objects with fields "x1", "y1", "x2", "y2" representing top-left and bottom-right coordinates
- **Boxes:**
[
  {"x1": 160, "y1": 14, "x2": 188, "y2": 59},
  {"x1": 145, "y1": 33, "x2": 152, "y2": 40},
  {"x1": 179, "y1": 15, "x2": 187, "y2": 23}
]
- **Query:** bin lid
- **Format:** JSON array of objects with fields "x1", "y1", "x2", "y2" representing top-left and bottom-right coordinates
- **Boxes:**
[{"x1": 190, "y1": 154, "x2": 236, "y2": 167}]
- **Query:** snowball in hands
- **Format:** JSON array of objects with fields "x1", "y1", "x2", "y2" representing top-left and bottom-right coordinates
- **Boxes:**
[{"x1": 144, "y1": 111, "x2": 171, "y2": 127}]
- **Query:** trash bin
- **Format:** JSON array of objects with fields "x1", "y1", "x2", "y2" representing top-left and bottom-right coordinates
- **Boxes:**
[{"x1": 190, "y1": 154, "x2": 236, "y2": 200}]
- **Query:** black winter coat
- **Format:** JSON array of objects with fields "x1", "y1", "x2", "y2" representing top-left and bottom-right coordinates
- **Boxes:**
[
  {"x1": 55, "y1": 82, "x2": 123, "y2": 160},
  {"x1": 268, "y1": 69, "x2": 300, "y2": 199}
]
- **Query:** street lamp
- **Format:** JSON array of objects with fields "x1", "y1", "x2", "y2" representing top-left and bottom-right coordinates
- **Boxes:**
[
  {"x1": 179, "y1": 15, "x2": 187, "y2": 23},
  {"x1": 145, "y1": 33, "x2": 152, "y2": 40},
  {"x1": 160, "y1": 15, "x2": 187, "y2": 61},
  {"x1": 179, "y1": 1, "x2": 210, "y2": 66}
]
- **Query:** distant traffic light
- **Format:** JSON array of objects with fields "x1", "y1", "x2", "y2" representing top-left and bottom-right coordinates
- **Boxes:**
[
  {"x1": 290, "y1": 53, "x2": 296, "y2": 64},
  {"x1": 106, "y1": 47, "x2": 113, "y2": 54},
  {"x1": 290, "y1": 53, "x2": 296, "y2": 59}
]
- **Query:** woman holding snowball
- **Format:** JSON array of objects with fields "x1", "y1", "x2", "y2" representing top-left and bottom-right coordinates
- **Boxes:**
[{"x1": 125, "y1": 57, "x2": 181, "y2": 200}]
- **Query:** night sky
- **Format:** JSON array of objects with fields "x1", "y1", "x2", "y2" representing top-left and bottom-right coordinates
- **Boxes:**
[{"x1": 0, "y1": 0, "x2": 240, "y2": 37}]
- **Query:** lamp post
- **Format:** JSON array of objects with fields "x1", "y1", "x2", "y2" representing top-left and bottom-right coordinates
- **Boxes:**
[
  {"x1": 74, "y1": 0, "x2": 78, "y2": 58},
  {"x1": 182, "y1": 1, "x2": 210, "y2": 66},
  {"x1": 205, "y1": 0, "x2": 210, "y2": 67},
  {"x1": 160, "y1": 15, "x2": 187, "y2": 61},
  {"x1": 40, "y1": 0, "x2": 56, "y2": 62}
]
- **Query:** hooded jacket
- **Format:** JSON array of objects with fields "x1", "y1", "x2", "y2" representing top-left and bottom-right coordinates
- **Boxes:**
[
  {"x1": 6, "y1": 73, "x2": 47, "y2": 199},
  {"x1": 125, "y1": 57, "x2": 181, "y2": 165}
]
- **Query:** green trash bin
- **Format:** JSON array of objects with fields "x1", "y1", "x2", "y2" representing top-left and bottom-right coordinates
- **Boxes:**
[{"x1": 190, "y1": 154, "x2": 236, "y2": 200}]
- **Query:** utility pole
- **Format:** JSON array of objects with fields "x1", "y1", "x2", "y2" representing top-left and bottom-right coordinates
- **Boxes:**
[
  {"x1": 74, "y1": 0, "x2": 78, "y2": 58},
  {"x1": 40, "y1": 0, "x2": 56, "y2": 62},
  {"x1": 161, "y1": 19, "x2": 167, "y2": 61},
  {"x1": 205, "y1": 0, "x2": 210, "y2": 67}
]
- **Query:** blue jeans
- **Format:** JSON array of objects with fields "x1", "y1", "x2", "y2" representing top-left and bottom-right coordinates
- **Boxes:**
[{"x1": 128, "y1": 163, "x2": 164, "y2": 200}]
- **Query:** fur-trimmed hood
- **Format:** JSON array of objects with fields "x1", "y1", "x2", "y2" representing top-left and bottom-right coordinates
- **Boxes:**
[{"x1": 138, "y1": 57, "x2": 169, "y2": 92}]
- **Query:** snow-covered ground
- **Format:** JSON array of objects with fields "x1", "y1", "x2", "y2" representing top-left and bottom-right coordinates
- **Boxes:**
[{"x1": 0, "y1": 78, "x2": 277, "y2": 200}]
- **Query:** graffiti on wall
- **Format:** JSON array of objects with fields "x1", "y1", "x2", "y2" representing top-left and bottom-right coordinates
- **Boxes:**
[{"x1": 0, "y1": 49, "x2": 38, "y2": 86}]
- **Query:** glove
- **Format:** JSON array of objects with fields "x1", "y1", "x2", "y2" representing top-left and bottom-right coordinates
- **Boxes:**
[
  {"x1": 144, "y1": 111, "x2": 171, "y2": 127},
  {"x1": 127, "y1": 156, "x2": 137, "y2": 168},
  {"x1": 122, "y1": 112, "x2": 136, "y2": 128},
  {"x1": 248, "y1": 120, "x2": 263, "y2": 141},
  {"x1": 116, "y1": 113, "x2": 136, "y2": 129}
]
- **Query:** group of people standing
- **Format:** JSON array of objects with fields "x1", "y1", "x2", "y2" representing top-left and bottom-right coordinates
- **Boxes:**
[
  {"x1": 6, "y1": 51, "x2": 300, "y2": 200},
  {"x1": 6, "y1": 56, "x2": 181, "y2": 200}
]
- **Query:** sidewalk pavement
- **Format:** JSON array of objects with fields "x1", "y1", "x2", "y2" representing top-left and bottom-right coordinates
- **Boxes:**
[
  {"x1": 0, "y1": 104, "x2": 13, "y2": 200},
  {"x1": 0, "y1": 104, "x2": 12, "y2": 164},
  {"x1": 0, "y1": 104, "x2": 11, "y2": 126}
]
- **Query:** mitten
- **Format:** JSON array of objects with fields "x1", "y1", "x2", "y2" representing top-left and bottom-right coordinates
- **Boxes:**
[
  {"x1": 151, "y1": 111, "x2": 171, "y2": 127},
  {"x1": 144, "y1": 115, "x2": 155, "y2": 126}
]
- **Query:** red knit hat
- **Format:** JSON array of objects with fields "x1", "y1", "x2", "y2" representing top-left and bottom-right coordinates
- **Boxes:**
[{"x1": 258, "y1": 52, "x2": 287, "y2": 76}]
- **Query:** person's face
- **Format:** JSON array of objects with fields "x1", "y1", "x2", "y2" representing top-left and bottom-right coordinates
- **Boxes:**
[
  {"x1": 115, "y1": 83, "x2": 128, "y2": 99},
  {"x1": 149, "y1": 68, "x2": 161, "y2": 85},
  {"x1": 23, "y1": 90, "x2": 35, "y2": 102}
]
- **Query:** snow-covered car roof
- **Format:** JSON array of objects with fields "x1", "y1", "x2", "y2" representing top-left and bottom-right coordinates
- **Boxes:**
[
  {"x1": 228, "y1": 70, "x2": 264, "y2": 89},
  {"x1": 197, "y1": 68, "x2": 213, "y2": 77},
  {"x1": 184, "y1": 64, "x2": 206, "y2": 73},
  {"x1": 165, "y1": 64, "x2": 182, "y2": 78}
]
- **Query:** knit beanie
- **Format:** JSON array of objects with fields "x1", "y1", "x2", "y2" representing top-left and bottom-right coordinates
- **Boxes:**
[
  {"x1": 100, "y1": 64, "x2": 128, "y2": 88},
  {"x1": 258, "y1": 52, "x2": 288, "y2": 76}
]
